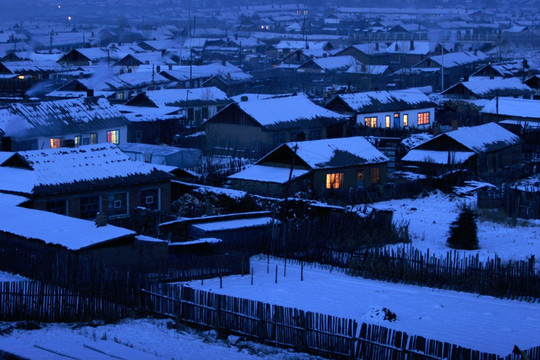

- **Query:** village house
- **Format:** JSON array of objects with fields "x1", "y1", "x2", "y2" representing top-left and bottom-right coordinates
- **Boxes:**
[
  {"x1": 401, "y1": 122, "x2": 522, "y2": 182},
  {"x1": 0, "y1": 60, "x2": 65, "y2": 96},
  {"x1": 205, "y1": 93, "x2": 350, "y2": 156},
  {"x1": 228, "y1": 136, "x2": 389, "y2": 199},
  {"x1": 0, "y1": 192, "x2": 168, "y2": 269},
  {"x1": 325, "y1": 88, "x2": 436, "y2": 130},
  {"x1": 0, "y1": 143, "x2": 172, "y2": 229},
  {"x1": 118, "y1": 87, "x2": 232, "y2": 143},
  {"x1": 441, "y1": 77, "x2": 534, "y2": 100},
  {"x1": 0, "y1": 96, "x2": 129, "y2": 151}
]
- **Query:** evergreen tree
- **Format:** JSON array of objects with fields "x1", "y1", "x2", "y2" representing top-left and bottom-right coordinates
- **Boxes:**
[{"x1": 447, "y1": 205, "x2": 479, "y2": 250}]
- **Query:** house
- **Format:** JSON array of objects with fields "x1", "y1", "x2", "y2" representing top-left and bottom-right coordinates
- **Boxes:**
[
  {"x1": 480, "y1": 97, "x2": 540, "y2": 124},
  {"x1": 228, "y1": 136, "x2": 389, "y2": 199},
  {"x1": 333, "y1": 43, "x2": 389, "y2": 65},
  {"x1": 205, "y1": 93, "x2": 350, "y2": 156},
  {"x1": 401, "y1": 122, "x2": 522, "y2": 181},
  {"x1": 0, "y1": 143, "x2": 172, "y2": 229},
  {"x1": 441, "y1": 77, "x2": 534, "y2": 100},
  {"x1": 119, "y1": 143, "x2": 202, "y2": 169},
  {"x1": 121, "y1": 87, "x2": 232, "y2": 131},
  {"x1": 470, "y1": 60, "x2": 532, "y2": 79},
  {"x1": 0, "y1": 60, "x2": 65, "y2": 96},
  {"x1": 0, "y1": 97, "x2": 129, "y2": 151},
  {"x1": 0, "y1": 193, "x2": 167, "y2": 269},
  {"x1": 159, "y1": 211, "x2": 275, "y2": 246},
  {"x1": 325, "y1": 88, "x2": 435, "y2": 129},
  {"x1": 296, "y1": 55, "x2": 363, "y2": 74},
  {"x1": 159, "y1": 62, "x2": 252, "y2": 89},
  {"x1": 57, "y1": 47, "x2": 124, "y2": 66}
]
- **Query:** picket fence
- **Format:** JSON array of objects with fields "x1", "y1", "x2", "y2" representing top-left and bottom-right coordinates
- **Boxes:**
[
  {"x1": 0, "y1": 281, "x2": 131, "y2": 322},
  {"x1": 143, "y1": 284, "x2": 540, "y2": 360}
]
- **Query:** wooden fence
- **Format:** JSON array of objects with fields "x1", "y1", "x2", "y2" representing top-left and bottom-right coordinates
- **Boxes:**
[
  {"x1": 0, "y1": 281, "x2": 131, "y2": 322},
  {"x1": 478, "y1": 187, "x2": 539, "y2": 219},
  {"x1": 143, "y1": 284, "x2": 540, "y2": 360}
]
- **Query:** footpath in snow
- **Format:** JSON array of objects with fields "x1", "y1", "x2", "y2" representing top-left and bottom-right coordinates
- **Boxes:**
[{"x1": 183, "y1": 256, "x2": 540, "y2": 356}]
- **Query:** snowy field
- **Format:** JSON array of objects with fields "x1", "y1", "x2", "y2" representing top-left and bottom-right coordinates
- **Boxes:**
[
  {"x1": 0, "y1": 318, "x2": 323, "y2": 360},
  {"x1": 183, "y1": 256, "x2": 540, "y2": 356},
  {"x1": 369, "y1": 190, "x2": 540, "y2": 263}
]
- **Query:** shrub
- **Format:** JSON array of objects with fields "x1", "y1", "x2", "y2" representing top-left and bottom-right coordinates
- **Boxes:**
[{"x1": 447, "y1": 205, "x2": 479, "y2": 250}]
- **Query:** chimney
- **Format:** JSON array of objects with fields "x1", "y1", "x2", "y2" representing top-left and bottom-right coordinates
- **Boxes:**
[
  {"x1": 410, "y1": 40, "x2": 414, "y2": 51},
  {"x1": 222, "y1": 59, "x2": 226, "y2": 66},
  {"x1": 95, "y1": 212, "x2": 107, "y2": 227},
  {"x1": 240, "y1": 95, "x2": 248, "y2": 101},
  {"x1": 168, "y1": 64, "x2": 173, "y2": 70},
  {"x1": 474, "y1": 49, "x2": 477, "y2": 56},
  {"x1": 79, "y1": 72, "x2": 84, "y2": 79},
  {"x1": 451, "y1": 119, "x2": 458, "y2": 131},
  {"x1": 375, "y1": 42, "x2": 379, "y2": 51},
  {"x1": 395, "y1": 43, "x2": 399, "y2": 51},
  {"x1": 235, "y1": 33, "x2": 238, "y2": 41},
  {"x1": 86, "y1": 89, "x2": 94, "y2": 97},
  {"x1": 156, "y1": 65, "x2": 161, "y2": 73}
]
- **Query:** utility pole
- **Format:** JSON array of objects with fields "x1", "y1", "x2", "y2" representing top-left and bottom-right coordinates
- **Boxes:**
[{"x1": 286, "y1": 142, "x2": 299, "y2": 198}]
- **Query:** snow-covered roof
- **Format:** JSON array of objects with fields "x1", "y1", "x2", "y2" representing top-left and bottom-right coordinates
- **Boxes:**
[
  {"x1": 299, "y1": 55, "x2": 360, "y2": 72},
  {"x1": 116, "y1": 104, "x2": 180, "y2": 122},
  {"x1": 0, "y1": 144, "x2": 168, "y2": 195},
  {"x1": 385, "y1": 41, "x2": 437, "y2": 55},
  {"x1": 436, "y1": 122, "x2": 521, "y2": 154},
  {"x1": 131, "y1": 87, "x2": 229, "y2": 108},
  {"x1": 192, "y1": 217, "x2": 275, "y2": 232},
  {"x1": 0, "y1": 193, "x2": 135, "y2": 251},
  {"x1": 236, "y1": 93, "x2": 348, "y2": 127},
  {"x1": 0, "y1": 60, "x2": 64, "y2": 74},
  {"x1": 330, "y1": 88, "x2": 434, "y2": 113},
  {"x1": 161, "y1": 62, "x2": 252, "y2": 82},
  {"x1": 0, "y1": 97, "x2": 128, "y2": 137},
  {"x1": 443, "y1": 77, "x2": 533, "y2": 98},
  {"x1": 402, "y1": 149, "x2": 475, "y2": 164},
  {"x1": 275, "y1": 40, "x2": 330, "y2": 50},
  {"x1": 229, "y1": 164, "x2": 310, "y2": 183},
  {"x1": 415, "y1": 51, "x2": 487, "y2": 68},
  {"x1": 345, "y1": 64, "x2": 389, "y2": 75},
  {"x1": 481, "y1": 97, "x2": 540, "y2": 120}
]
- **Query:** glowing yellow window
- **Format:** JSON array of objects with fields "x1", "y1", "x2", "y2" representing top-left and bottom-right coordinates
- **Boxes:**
[
  {"x1": 364, "y1": 116, "x2": 377, "y2": 128},
  {"x1": 385, "y1": 115, "x2": 391, "y2": 128},
  {"x1": 50, "y1": 138, "x2": 61, "y2": 149},
  {"x1": 107, "y1": 130, "x2": 119, "y2": 145},
  {"x1": 326, "y1": 173, "x2": 344, "y2": 189},
  {"x1": 403, "y1": 114, "x2": 408, "y2": 127}
]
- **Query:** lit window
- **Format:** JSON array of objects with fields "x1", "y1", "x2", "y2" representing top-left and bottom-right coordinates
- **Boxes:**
[
  {"x1": 117, "y1": 92, "x2": 124, "y2": 100},
  {"x1": 140, "y1": 188, "x2": 160, "y2": 210},
  {"x1": 357, "y1": 170, "x2": 365, "y2": 188},
  {"x1": 74, "y1": 136, "x2": 81, "y2": 147},
  {"x1": 50, "y1": 138, "x2": 62, "y2": 149},
  {"x1": 107, "y1": 192, "x2": 128, "y2": 217},
  {"x1": 385, "y1": 115, "x2": 391, "y2": 128},
  {"x1": 326, "y1": 173, "x2": 344, "y2": 189},
  {"x1": 364, "y1": 116, "x2": 377, "y2": 128},
  {"x1": 90, "y1": 133, "x2": 98, "y2": 144},
  {"x1": 107, "y1": 130, "x2": 119, "y2": 144},
  {"x1": 403, "y1": 114, "x2": 408, "y2": 127},
  {"x1": 418, "y1": 112, "x2": 430, "y2": 125},
  {"x1": 17, "y1": 75, "x2": 25, "y2": 80},
  {"x1": 370, "y1": 168, "x2": 380, "y2": 184}
]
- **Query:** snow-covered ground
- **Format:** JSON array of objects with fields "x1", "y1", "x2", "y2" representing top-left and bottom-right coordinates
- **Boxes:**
[
  {"x1": 369, "y1": 190, "x2": 540, "y2": 263},
  {"x1": 0, "y1": 271, "x2": 29, "y2": 282},
  {"x1": 183, "y1": 256, "x2": 540, "y2": 356},
  {"x1": 0, "y1": 318, "x2": 323, "y2": 360}
]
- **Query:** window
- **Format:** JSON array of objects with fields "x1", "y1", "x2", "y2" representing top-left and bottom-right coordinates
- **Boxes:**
[
  {"x1": 74, "y1": 135, "x2": 81, "y2": 147},
  {"x1": 187, "y1": 108, "x2": 194, "y2": 120},
  {"x1": 90, "y1": 133, "x2": 98, "y2": 144},
  {"x1": 418, "y1": 112, "x2": 430, "y2": 125},
  {"x1": 80, "y1": 195, "x2": 100, "y2": 219},
  {"x1": 140, "y1": 188, "x2": 160, "y2": 210},
  {"x1": 364, "y1": 116, "x2": 377, "y2": 128},
  {"x1": 356, "y1": 170, "x2": 365, "y2": 188},
  {"x1": 385, "y1": 115, "x2": 391, "y2": 128},
  {"x1": 309, "y1": 129, "x2": 322, "y2": 140},
  {"x1": 107, "y1": 130, "x2": 119, "y2": 145},
  {"x1": 50, "y1": 138, "x2": 62, "y2": 149},
  {"x1": 202, "y1": 106, "x2": 209, "y2": 120},
  {"x1": 117, "y1": 92, "x2": 124, "y2": 100},
  {"x1": 135, "y1": 130, "x2": 143, "y2": 143},
  {"x1": 403, "y1": 114, "x2": 408, "y2": 127},
  {"x1": 272, "y1": 132, "x2": 285, "y2": 145},
  {"x1": 107, "y1": 192, "x2": 128, "y2": 217},
  {"x1": 370, "y1": 168, "x2": 380, "y2": 184},
  {"x1": 46, "y1": 200, "x2": 67, "y2": 215},
  {"x1": 326, "y1": 173, "x2": 344, "y2": 189}
]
